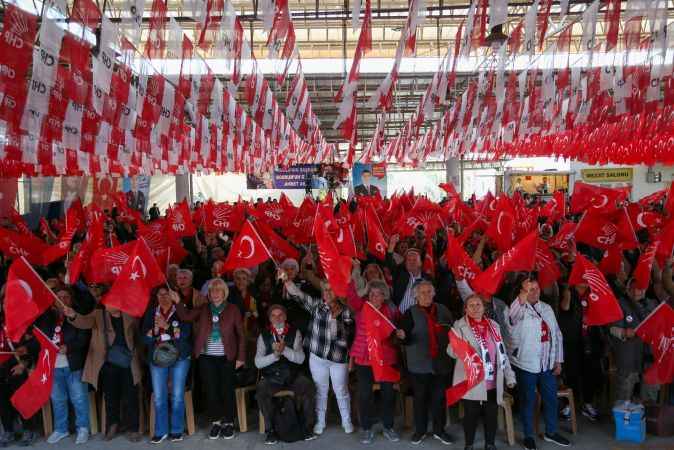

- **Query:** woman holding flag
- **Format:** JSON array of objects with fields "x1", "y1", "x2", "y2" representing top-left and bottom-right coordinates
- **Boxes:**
[
  {"x1": 448, "y1": 294, "x2": 515, "y2": 450},
  {"x1": 347, "y1": 277, "x2": 402, "y2": 444}
]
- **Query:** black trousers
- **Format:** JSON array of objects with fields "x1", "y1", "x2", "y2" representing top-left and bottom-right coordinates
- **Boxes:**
[
  {"x1": 198, "y1": 355, "x2": 235, "y2": 424},
  {"x1": 101, "y1": 362, "x2": 139, "y2": 432},
  {"x1": 0, "y1": 364, "x2": 27, "y2": 432},
  {"x1": 256, "y1": 374, "x2": 316, "y2": 432},
  {"x1": 563, "y1": 343, "x2": 604, "y2": 405},
  {"x1": 355, "y1": 365, "x2": 395, "y2": 430},
  {"x1": 462, "y1": 389, "x2": 498, "y2": 446},
  {"x1": 409, "y1": 372, "x2": 448, "y2": 435}
]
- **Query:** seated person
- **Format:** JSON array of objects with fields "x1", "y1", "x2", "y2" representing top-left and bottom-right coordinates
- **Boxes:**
[{"x1": 254, "y1": 305, "x2": 316, "y2": 444}]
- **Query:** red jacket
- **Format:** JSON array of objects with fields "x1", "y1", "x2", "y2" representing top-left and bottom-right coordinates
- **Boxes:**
[{"x1": 347, "y1": 282, "x2": 400, "y2": 366}]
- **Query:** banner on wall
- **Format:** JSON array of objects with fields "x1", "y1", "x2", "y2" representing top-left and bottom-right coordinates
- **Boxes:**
[
  {"x1": 92, "y1": 176, "x2": 119, "y2": 211},
  {"x1": 351, "y1": 162, "x2": 387, "y2": 197},
  {"x1": 247, "y1": 164, "x2": 326, "y2": 190},
  {"x1": 61, "y1": 176, "x2": 88, "y2": 211},
  {"x1": 0, "y1": 178, "x2": 18, "y2": 218},
  {"x1": 122, "y1": 176, "x2": 151, "y2": 213}
]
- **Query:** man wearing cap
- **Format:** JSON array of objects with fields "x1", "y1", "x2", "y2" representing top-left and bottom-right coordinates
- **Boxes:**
[
  {"x1": 255, "y1": 305, "x2": 316, "y2": 444},
  {"x1": 386, "y1": 235, "x2": 433, "y2": 314}
]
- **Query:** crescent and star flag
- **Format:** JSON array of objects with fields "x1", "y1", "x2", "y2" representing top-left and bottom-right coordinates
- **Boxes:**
[
  {"x1": 568, "y1": 253, "x2": 623, "y2": 326},
  {"x1": 362, "y1": 301, "x2": 399, "y2": 382},
  {"x1": 222, "y1": 219, "x2": 273, "y2": 272},
  {"x1": 364, "y1": 204, "x2": 387, "y2": 261},
  {"x1": 101, "y1": 239, "x2": 166, "y2": 317},
  {"x1": 10, "y1": 327, "x2": 58, "y2": 419},
  {"x1": 635, "y1": 302, "x2": 674, "y2": 385},
  {"x1": 4, "y1": 256, "x2": 59, "y2": 342},
  {"x1": 445, "y1": 329, "x2": 485, "y2": 406}
]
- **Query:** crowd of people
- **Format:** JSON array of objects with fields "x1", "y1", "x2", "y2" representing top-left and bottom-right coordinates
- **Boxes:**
[{"x1": 0, "y1": 184, "x2": 672, "y2": 450}]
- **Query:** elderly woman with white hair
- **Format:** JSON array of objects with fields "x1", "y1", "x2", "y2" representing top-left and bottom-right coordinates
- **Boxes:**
[
  {"x1": 275, "y1": 258, "x2": 316, "y2": 334},
  {"x1": 347, "y1": 276, "x2": 403, "y2": 444},
  {"x1": 282, "y1": 273, "x2": 355, "y2": 436},
  {"x1": 399, "y1": 280, "x2": 454, "y2": 446},
  {"x1": 176, "y1": 278, "x2": 245, "y2": 440}
]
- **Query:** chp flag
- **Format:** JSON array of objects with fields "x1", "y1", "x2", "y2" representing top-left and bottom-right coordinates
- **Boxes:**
[
  {"x1": 362, "y1": 301, "x2": 400, "y2": 382},
  {"x1": 635, "y1": 302, "x2": 674, "y2": 385}
]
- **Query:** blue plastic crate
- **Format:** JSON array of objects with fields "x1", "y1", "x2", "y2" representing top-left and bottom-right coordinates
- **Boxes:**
[{"x1": 613, "y1": 405, "x2": 646, "y2": 443}]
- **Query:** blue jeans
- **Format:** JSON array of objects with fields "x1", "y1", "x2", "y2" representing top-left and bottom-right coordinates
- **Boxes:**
[
  {"x1": 515, "y1": 367, "x2": 558, "y2": 438},
  {"x1": 50, "y1": 367, "x2": 90, "y2": 433},
  {"x1": 150, "y1": 358, "x2": 190, "y2": 437}
]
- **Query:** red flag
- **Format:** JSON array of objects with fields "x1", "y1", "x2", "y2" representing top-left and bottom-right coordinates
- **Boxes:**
[
  {"x1": 633, "y1": 240, "x2": 660, "y2": 290},
  {"x1": 635, "y1": 302, "x2": 674, "y2": 385},
  {"x1": 102, "y1": 239, "x2": 166, "y2": 317},
  {"x1": 362, "y1": 302, "x2": 400, "y2": 382},
  {"x1": 42, "y1": 229, "x2": 76, "y2": 265},
  {"x1": 0, "y1": 228, "x2": 51, "y2": 266},
  {"x1": 439, "y1": 182, "x2": 458, "y2": 197},
  {"x1": 10, "y1": 328, "x2": 58, "y2": 419},
  {"x1": 222, "y1": 220, "x2": 273, "y2": 272},
  {"x1": 315, "y1": 214, "x2": 352, "y2": 297},
  {"x1": 423, "y1": 239, "x2": 435, "y2": 278},
  {"x1": 203, "y1": 201, "x2": 245, "y2": 233},
  {"x1": 364, "y1": 205, "x2": 387, "y2": 261},
  {"x1": 638, "y1": 189, "x2": 667, "y2": 209},
  {"x1": 472, "y1": 231, "x2": 538, "y2": 295},
  {"x1": 665, "y1": 182, "x2": 674, "y2": 217},
  {"x1": 445, "y1": 329, "x2": 485, "y2": 406},
  {"x1": 574, "y1": 212, "x2": 619, "y2": 250},
  {"x1": 3, "y1": 257, "x2": 59, "y2": 342},
  {"x1": 598, "y1": 246, "x2": 623, "y2": 275},
  {"x1": 485, "y1": 197, "x2": 515, "y2": 252},
  {"x1": 70, "y1": 0, "x2": 101, "y2": 28},
  {"x1": 9, "y1": 209, "x2": 31, "y2": 235},
  {"x1": 86, "y1": 241, "x2": 136, "y2": 284},
  {"x1": 254, "y1": 218, "x2": 300, "y2": 263},
  {"x1": 535, "y1": 239, "x2": 560, "y2": 289},
  {"x1": 541, "y1": 191, "x2": 566, "y2": 222},
  {"x1": 332, "y1": 220, "x2": 358, "y2": 259},
  {"x1": 446, "y1": 234, "x2": 481, "y2": 282},
  {"x1": 166, "y1": 200, "x2": 196, "y2": 238},
  {"x1": 570, "y1": 182, "x2": 628, "y2": 215},
  {"x1": 39, "y1": 218, "x2": 56, "y2": 241},
  {"x1": 548, "y1": 221, "x2": 576, "y2": 251},
  {"x1": 65, "y1": 199, "x2": 85, "y2": 233},
  {"x1": 568, "y1": 254, "x2": 624, "y2": 326}
]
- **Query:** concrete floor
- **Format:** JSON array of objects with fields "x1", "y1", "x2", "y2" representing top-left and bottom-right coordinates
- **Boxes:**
[{"x1": 26, "y1": 413, "x2": 674, "y2": 450}]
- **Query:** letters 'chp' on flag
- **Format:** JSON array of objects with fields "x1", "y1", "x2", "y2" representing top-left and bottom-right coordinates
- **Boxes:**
[
  {"x1": 446, "y1": 329, "x2": 485, "y2": 406},
  {"x1": 10, "y1": 328, "x2": 58, "y2": 419},
  {"x1": 102, "y1": 239, "x2": 166, "y2": 317},
  {"x1": 446, "y1": 233, "x2": 481, "y2": 282},
  {"x1": 568, "y1": 253, "x2": 623, "y2": 326},
  {"x1": 223, "y1": 220, "x2": 273, "y2": 272},
  {"x1": 362, "y1": 302, "x2": 400, "y2": 382},
  {"x1": 472, "y1": 231, "x2": 537, "y2": 296},
  {"x1": 574, "y1": 212, "x2": 619, "y2": 251},
  {"x1": 315, "y1": 214, "x2": 352, "y2": 298},
  {"x1": 167, "y1": 199, "x2": 196, "y2": 238},
  {"x1": 635, "y1": 302, "x2": 674, "y2": 385},
  {"x1": 0, "y1": 228, "x2": 51, "y2": 266},
  {"x1": 4, "y1": 257, "x2": 59, "y2": 342},
  {"x1": 364, "y1": 204, "x2": 387, "y2": 261},
  {"x1": 633, "y1": 240, "x2": 660, "y2": 290}
]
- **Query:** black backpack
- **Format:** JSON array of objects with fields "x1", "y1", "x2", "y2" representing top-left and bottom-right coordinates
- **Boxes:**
[{"x1": 271, "y1": 396, "x2": 305, "y2": 443}]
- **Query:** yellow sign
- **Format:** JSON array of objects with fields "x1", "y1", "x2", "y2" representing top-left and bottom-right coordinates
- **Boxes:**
[{"x1": 581, "y1": 168, "x2": 633, "y2": 183}]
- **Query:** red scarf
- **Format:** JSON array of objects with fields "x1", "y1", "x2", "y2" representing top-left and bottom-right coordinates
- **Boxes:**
[
  {"x1": 53, "y1": 315, "x2": 65, "y2": 346},
  {"x1": 270, "y1": 323, "x2": 290, "y2": 342},
  {"x1": 468, "y1": 316, "x2": 489, "y2": 348},
  {"x1": 155, "y1": 305, "x2": 176, "y2": 335},
  {"x1": 420, "y1": 304, "x2": 440, "y2": 358}
]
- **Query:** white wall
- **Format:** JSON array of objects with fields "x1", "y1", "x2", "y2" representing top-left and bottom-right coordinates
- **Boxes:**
[{"x1": 569, "y1": 162, "x2": 674, "y2": 200}]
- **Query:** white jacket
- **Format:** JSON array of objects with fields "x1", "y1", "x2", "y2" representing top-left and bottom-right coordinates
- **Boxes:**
[{"x1": 507, "y1": 299, "x2": 563, "y2": 373}]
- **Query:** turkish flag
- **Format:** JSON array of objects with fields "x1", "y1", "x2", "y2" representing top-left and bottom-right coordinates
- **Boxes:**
[
  {"x1": 568, "y1": 254, "x2": 623, "y2": 326},
  {"x1": 86, "y1": 241, "x2": 136, "y2": 284},
  {"x1": 10, "y1": 328, "x2": 58, "y2": 419},
  {"x1": 364, "y1": 205, "x2": 387, "y2": 261},
  {"x1": 535, "y1": 239, "x2": 560, "y2": 289},
  {"x1": 541, "y1": 190, "x2": 566, "y2": 222},
  {"x1": 635, "y1": 302, "x2": 674, "y2": 385},
  {"x1": 4, "y1": 257, "x2": 58, "y2": 342},
  {"x1": 633, "y1": 240, "x2": 660, "y2": 290},
  {"x1": 0, "y1": 178, "x2": 18, "y2": 220},
  {"x1": 0, "y1": 228, "x2": 51, "y2": 266},
  {"x1": 639, "y1": 189, "x2": 667, "y2": 209},
  {"x1": 70, "y1": 0, "x2": 102, "y2": 29},
  {"x1": 574, "y1": 212, "x2": 619, "y2": 250},
  {"x1": 254, "y1": 218, "x2": 300, "y2": 263},
  {"x1": 112, "y1": 192, "x2": 143, "y2": 225},
  {"x1": 315, "y1": 214, "x2": 352, "y2": 297},
  {"x1": 627, "y1": 203, "x2": 663, "y2": 231},
  {"x1": 486, "y1": 196, "x2": 515, "y2": 252},
  {"x1": 167, "y1": 199, "x2": 196, "y2": 238},
  {"x1": 362, "y1": 302, "x2": 400, "y2": 382},
  {"x1": 102, "y1": 239, "x2": 166, "y2": 317},
  {"x1": 445, "y1": 329, "x2": 485, "y2": 406},
  {"x1": 92, "y1": 176, "x2": 118, "y2": 211},
  {"x1": 439, "y1": 182, "x2": 458, "y2": 197},
  {"x1": 472, "y1": 231, "x2": 537, "y2": 295},
  {"x1": 570, "y1": 182, "x2": 628, "y2": 215},
  {"x1": 614, "y1": 207, "x2": 639, "y2": 250},
  {"x1": 446, "y1": 234, "x2": 481, "y2": 282},
  {"x1": 65, "y1": 199, "x2": 85, "y2": 234},
  {"x1": 665, "y1": 182, "x2": 674, "y2": 218},
  {"x1": 222, "y1": 220, "x2": 273, "y2": 272},
  {"x1": 423, "y1": 239, "x2": 436, "y2": 278}
]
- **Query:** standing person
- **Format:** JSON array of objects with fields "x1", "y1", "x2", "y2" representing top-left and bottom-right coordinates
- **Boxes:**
[
  {"x1": 347, "y1": 279, "x2": 402, "y2": 444},
  {"x1": 175, "y1": 279, "x2": 245, "y2": 440},
  {"x1": 449, "y1": 295, "x2": 516, "y2": 450},
  {"x1": 507, "y1": 276, "x2": 570, "y2": 450},
  {"x1": 63, "y1": 301, "x2": 144, "y2": 442},
  {"x1": 386, "y1": 238, "x2": 432, "y2": 313},
  {"x1": 254, "y1": 305, "x2": 316, "y2": 444},
  {"x1": 282, "y1": 274, "x2": 355, "y2": 435},
  {"x1": 44, "y1": 288, "x2": 92, "y2": 445},
  {"x1": 142, "y1": 287, "x2": 192, "y2": 443},
  {"x1": 399, "y1": 280, "x2": 454, "y2": 445}
]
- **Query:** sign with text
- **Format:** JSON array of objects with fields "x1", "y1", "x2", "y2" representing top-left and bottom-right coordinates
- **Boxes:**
[{"x1": 581, "y1": 168, "x2": 633, "y2": 183}]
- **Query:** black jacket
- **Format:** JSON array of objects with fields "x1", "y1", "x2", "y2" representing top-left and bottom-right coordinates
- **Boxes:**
[
  {"x1": 385, "y1": 252, "x2": 433, "y2": 307},
  {"x1": 38, "y1": 310, "x2": 91, "y2": 372}
]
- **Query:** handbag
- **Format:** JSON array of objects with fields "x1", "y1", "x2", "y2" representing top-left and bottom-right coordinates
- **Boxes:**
[
  {"x1": 103, "y1": 312, "x2": 133, "y2": 368},
  {"x1": 152, "y1": 341, "x2": 179, "y2": 368}
]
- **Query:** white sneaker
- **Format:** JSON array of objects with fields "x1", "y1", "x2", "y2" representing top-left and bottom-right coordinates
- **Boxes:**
[
  {"x1": 313, "y1": 423, "x2": 325, "y2": 435},
  {"x1": 343, "y1": 422, "x2": 354, "y2": 434},
  {"x1": 75, "y1": 428, "x2": 89, "y2": 445},
  {"x1": 47, "y1": 431, "x2": 69, "y2": 444}
]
